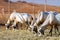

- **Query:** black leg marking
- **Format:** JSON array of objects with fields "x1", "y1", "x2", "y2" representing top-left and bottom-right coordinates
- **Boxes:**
[
  {"x1": 54, "y1": 25, "x2": 60, "y2": 35},
  {"x1": 33, "y1": 26, "x2": 38, "y2": 34},
  {"x1": 40, "y1": 29, "x2": 44, "y2": 35},
  {"x1": 49, "y1": 26, "x2": 53, "y2": 36},
  {"x1": 6, "y1": 23, "x2": 11, "y2": 30}
]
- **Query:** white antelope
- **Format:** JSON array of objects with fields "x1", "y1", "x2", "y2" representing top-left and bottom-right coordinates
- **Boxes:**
[
  {"x1": 5, "y1": 11, "x2": 33, "y2": 30},
  {"x1": 29, "y1": 11, "x2": 49, "y2": 35},
  {"x1": 38, "y1": 11, "x2": 60, "y2": 36}
]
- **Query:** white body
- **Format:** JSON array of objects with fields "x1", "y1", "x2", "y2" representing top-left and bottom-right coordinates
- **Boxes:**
[
  {"x1": 5, "y1": 11, "x2": 33, "y2": 30},
  {"x1": 38, "y1": 11, "x2": 57, "y2": 36}
]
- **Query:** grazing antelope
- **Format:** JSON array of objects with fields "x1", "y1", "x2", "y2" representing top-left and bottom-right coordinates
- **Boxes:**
[
  {"x1": 38, "y1": 11, "x2": 60, "y2": 36},
  {"x1": 29, "y1": 11, "x2": 49, "y2": 35},
  {"x1": 5, "y1": 11, "x2": 33, "y2": 30}
]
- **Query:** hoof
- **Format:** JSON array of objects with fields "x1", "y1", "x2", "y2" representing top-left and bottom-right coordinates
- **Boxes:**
[
  {"x1": 34, "y1": 34, "x2": 37, "y2": 36},
  {"x1": 6, "y1": 27, "x2": 9, "y2": 30},
  {"x1": 13, "y1": 28, "x2": 15, "y2": 31},
  {"x1": 38, "y1": 34, "x2": 43, "y2": 37}
]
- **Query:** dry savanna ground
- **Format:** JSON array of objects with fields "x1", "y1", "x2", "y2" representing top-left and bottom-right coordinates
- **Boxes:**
[
  {"x1": 0, "y1": 0, "x2": 60, "y2": 40},
  {"x1": 0, "y1": 26, "x2": 60, "y2": 40}
]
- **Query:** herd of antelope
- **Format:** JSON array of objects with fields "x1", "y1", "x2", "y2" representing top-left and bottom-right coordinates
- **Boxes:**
[{"x1": 5, "y1": 10, "x2": 60, "y2": 36}]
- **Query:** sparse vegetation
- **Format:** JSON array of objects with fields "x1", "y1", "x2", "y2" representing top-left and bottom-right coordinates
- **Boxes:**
[{"x1": 0, "y1": 26, "x2": 60, "y2": 40}]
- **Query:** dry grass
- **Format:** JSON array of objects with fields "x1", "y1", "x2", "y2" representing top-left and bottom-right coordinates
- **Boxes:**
[{"x1": 0, "y1": 26, "x2": 60, "y2": 40}]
